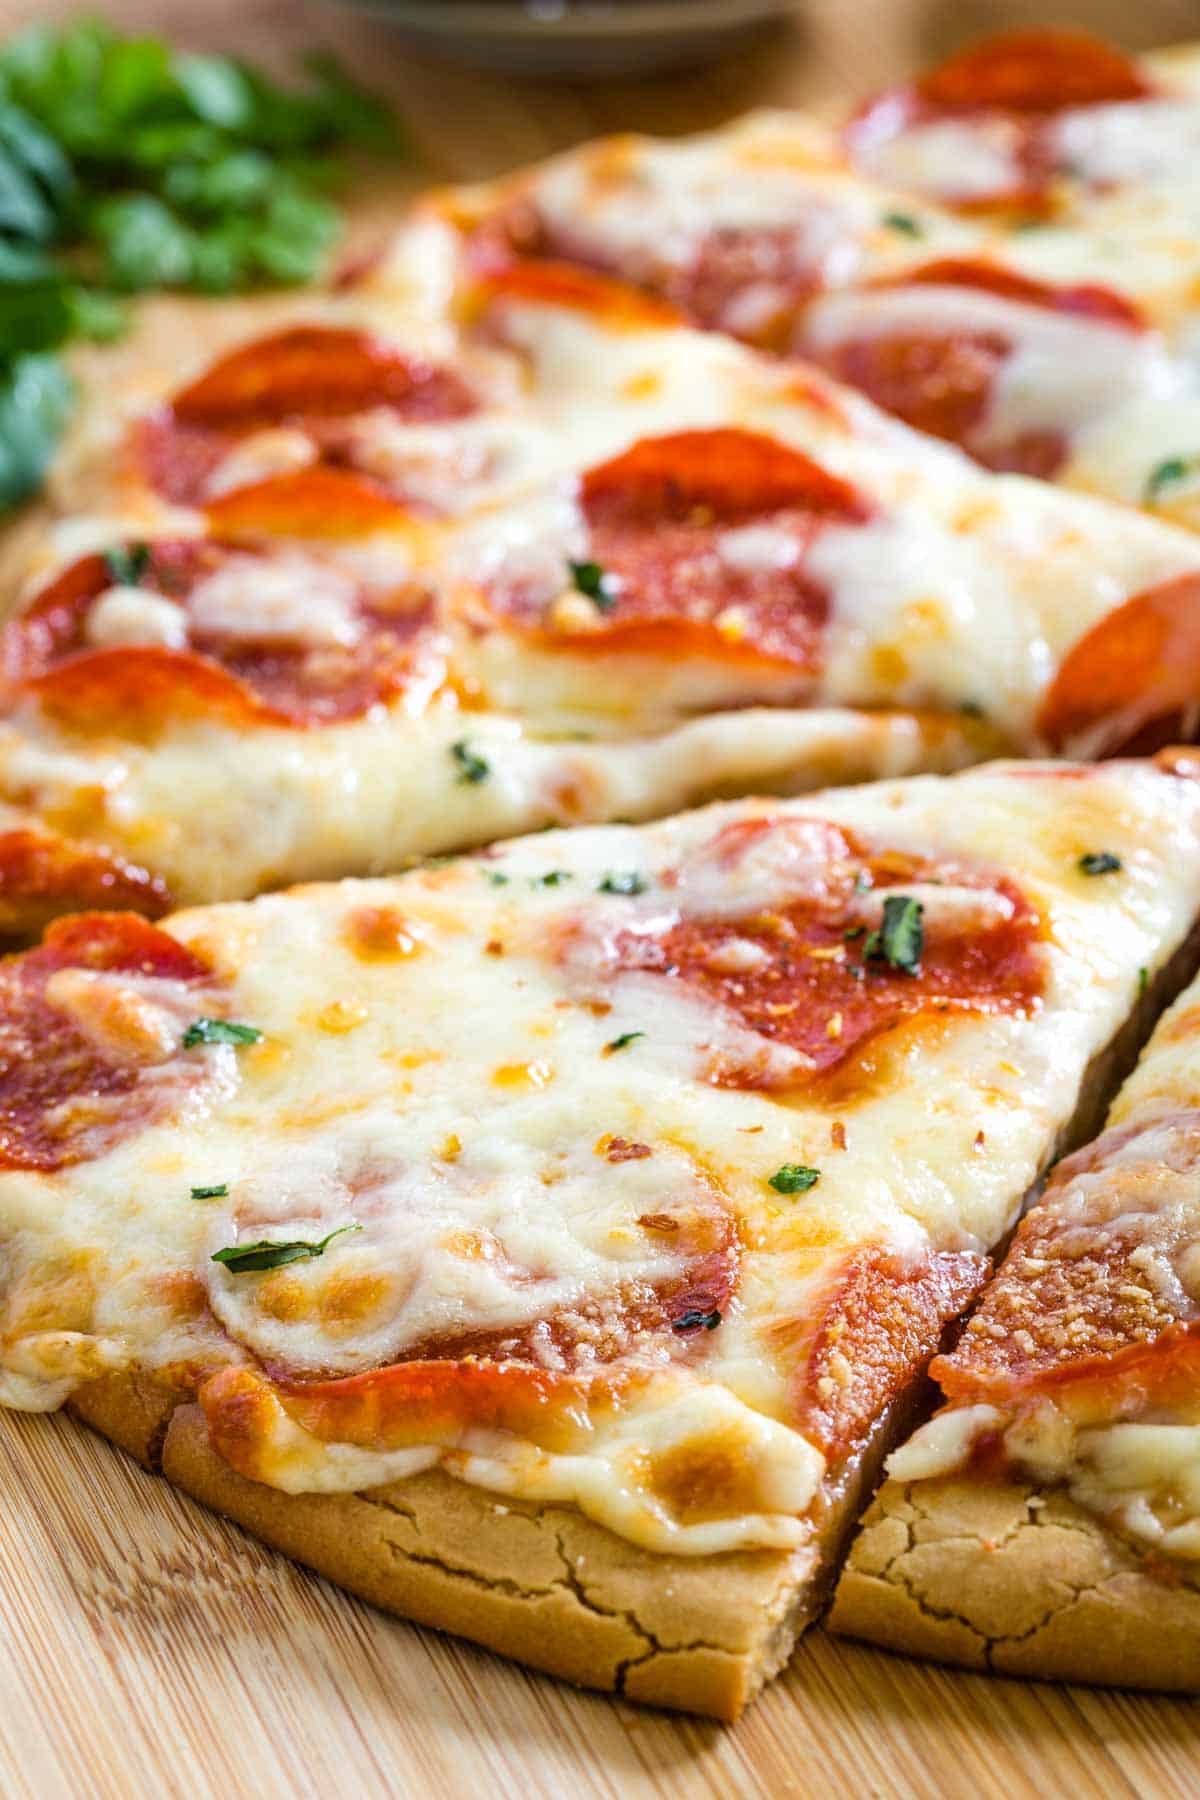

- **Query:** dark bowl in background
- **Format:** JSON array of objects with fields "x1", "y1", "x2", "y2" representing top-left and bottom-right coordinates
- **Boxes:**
[{"x1": 324, "y1": 0, "x2": 796, "y2": 76}]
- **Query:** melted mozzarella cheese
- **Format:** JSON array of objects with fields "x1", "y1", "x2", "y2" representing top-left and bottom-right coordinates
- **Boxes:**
[
  {"x1": 852, "y1": 115, "x2": 1026, "y2": 204},
  {"x1": 1049, "y1": 98, "x2": 1200, "y2": 191},
  {"x1": 203, "y1": 427, "x2": 317, "y2": 500},
  {"x1": 804, "y1": 284, "x2": 1181, "y2": 458},
  {"x1": 86, "y1": 586, "x2": 188, "y2": 651},
  {"x1": 186, "y1": 554, "x2": 363, "y2": 649},
  {"x1": 3, "y1": 762, "x2": 1200, "y2": 1554}
]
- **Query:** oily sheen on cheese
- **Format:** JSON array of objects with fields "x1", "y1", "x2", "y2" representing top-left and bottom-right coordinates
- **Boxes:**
[
  {"x1": 6, "y1": 272, "x2": 1200, "y2": 920},
  {"x1": 4, "y1": 759, "x2": 1200, "y2": 1560}
]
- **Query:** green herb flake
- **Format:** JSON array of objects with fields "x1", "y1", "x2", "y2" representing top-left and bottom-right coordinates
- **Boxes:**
[
  {"x1": 768, "y1": 1164, "x2": 820, "y2": 1195},
  {"x1": 103, "y1": 541, "x2": 150, "y2": 586},
  {"x1": 212, "y1": 1222, "x2": 361, "y2": 1274},
  {"x1": 1145, "y1": 456, "x2": 1196, "y2": 505},
  {"x1": 531, "y1": 869, "x2": 571, "y2": 889},
  {"x1": 191, "y1": 1182, "x2": 229, "y2": 1200},
  {"x1": 863, "y1": 894, "x2": 924, "y2": 974},
  {"x1": 1078, "y1": 851, "x2": 1122, "y2": 876},
  {"x1": 450, "y1": 739, "x2": 490, "y2": 785},
  {"x1": 598, "y1": 871, "x2": 647, "y2": 896},
  {"x1": 1137, "y1": 964, "x2": 1149, "y2": 998},
  {"x1": 604, "y1": 1030, "x2": 645, "y2": 1054},
  {"x1": 568, "y1": 559, "x2": 618, "y2": 613},
  {"x1": 882, "y1": 210, "x2": 922, "y2": 236},
  {"x1": 483, "y1": 869, "x2": 510, "y2": 886},
  {"x1": 182, "y1": 1017, "x2": 263, "y2": 1048}
]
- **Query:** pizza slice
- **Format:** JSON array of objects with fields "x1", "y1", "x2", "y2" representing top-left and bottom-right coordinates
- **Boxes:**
[
  {"x1": 411, "y1": 69, "x2": 1200, "y2": 520},
  {"x1": 829, "y1": 818, "x2": 1200, "y2": 1689},
  {"x1": 4, "y1": 264, "x2": 1200, "y2": 931},
  {"x1": 5, "y1": 754, "x2": 1200, "y2": 1716}
]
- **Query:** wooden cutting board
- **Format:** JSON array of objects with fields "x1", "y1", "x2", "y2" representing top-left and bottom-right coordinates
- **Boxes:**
[{"x1": 2, "y1": 1, "x2": 1199, "y2": 1791}]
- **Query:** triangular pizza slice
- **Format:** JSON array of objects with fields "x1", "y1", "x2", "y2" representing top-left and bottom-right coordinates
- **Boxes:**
[
  {"x1": 831, "y1": 820, "x2": 1200, "y2": 1690},
  {"x1": 4, "y1": 265, "x2": 1200, "y2": 931},
  {"x1": 5, "y1": 753, "x2": 1200, "y2": 1717}
]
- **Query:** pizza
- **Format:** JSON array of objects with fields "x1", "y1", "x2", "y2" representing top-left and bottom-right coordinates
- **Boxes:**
[
  {"x1": 10, "y1": 29, "x2": 1200, "y2": 1722},
  {"x1": 3, "y1": 755, "x2": 1200, "y2": 1716},
  {"x1": 416, "y1": 44, "x2": 1200, "y2": 523},
  {"x1": 7, "y1": 257, "x2": 1200, "y2": 932},
  {"x1": 830, "y1": 844, "x2": 1200, "y2": 1687}
]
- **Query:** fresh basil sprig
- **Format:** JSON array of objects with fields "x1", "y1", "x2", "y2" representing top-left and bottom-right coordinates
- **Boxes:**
[{"x1": 0, "y1": 19, "x2": 403, "y2": 510}]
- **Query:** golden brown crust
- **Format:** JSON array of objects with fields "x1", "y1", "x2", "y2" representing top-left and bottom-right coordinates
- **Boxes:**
[
  {"x1": 828, "y1": 1474, "x2": 1200, "y2": 1689},
  {"x1": 160, "y1": 1403, "x2": 810, "y2": 1719},
  {"x1": 67, "y1": 1371, "x2": 182, "y2": 1469}
]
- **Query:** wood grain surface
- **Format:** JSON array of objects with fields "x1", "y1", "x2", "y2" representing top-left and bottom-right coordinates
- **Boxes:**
[{"x1": 2, "y1": 1, "x2": 1199, "y2": 1793}]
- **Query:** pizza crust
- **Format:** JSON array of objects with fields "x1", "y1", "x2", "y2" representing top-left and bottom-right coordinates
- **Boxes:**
[{"x1": 827, "y1": 1473, "x2": 1200, "y2": 1689}]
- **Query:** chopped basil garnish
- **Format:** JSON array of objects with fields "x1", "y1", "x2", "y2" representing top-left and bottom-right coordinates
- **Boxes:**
[
  {"x1": 768, "y1": 1164, "x2": 820, "y2": 1195},
  {"x1": 568, "y1": 559, "x2": 618, "y2": 613},
  {"x1": 1137, "y1": 964, "x2": 1149, "y2": 998},
  {"x1": 191, "y1": 1182, "x2": 229, "y2": 1199},
  {"x1": 671, "y1": 1307, "x2": 722, "y2": 1333},
  {"x1": 598, "y1": 871, "x2": 647, "y2": 896},
  {"x1": 530, "y1": 869, "x2": 571, "y2": 888},
  {"x1": 1145, "y1": 456, "x2": 1196, "y2": 505},
  {"x1": 1078, "y1": 851, "x2": 1122, "y2": 876},
  {"x1": 882, "y1": 210, "x2": 922, "y2": 236},
  {"x1": 182, "y1": 1018, "x2": 263, "y2": 1047},
  {"x1": 212, "y1": 1222, "x2": 361, "y2": 1273},
  {"x1": 451, "y1": 739, "x2": 489, "y2": 785},
  {"x1": 863, "y1": 894, "x2": 924, "y2": 974},
  {"x1": 605, "y1": 1030, "x2": 644, "y2": 1053},
  {"x1": 103, "y1": 541, "x2": 150, "y2": 586}
]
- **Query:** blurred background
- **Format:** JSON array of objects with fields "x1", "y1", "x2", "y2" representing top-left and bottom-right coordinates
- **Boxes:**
[{"x1": 4, "y1": 0, "x2": 1200, "y2": 187}]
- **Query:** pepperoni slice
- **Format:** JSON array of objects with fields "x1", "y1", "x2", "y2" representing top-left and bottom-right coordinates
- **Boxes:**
[
  {"x1": 201, "y1": 1359, "x2": 613, "y2": 1477},
  {"x1": 817, "y1": 328, "x2": 1022, "y2": 466},
  {"x1": 4, "y1": 541, "x2": 435, "y2": 732},
  {"x1": 477, "y1": 257, "x2": 684, "y2": 329},
  {"x1": 789, "y1": 1244, "x2": 989, "y2": 1458},
  {"x1": 807, "y1": 261, "x2": 1142, "y2": 474},
  {"x1": 135, "y1": 325, "x2": 478, "y2": 510},
  {"x1": 882, "y1": 259, "x2": 1144, "y2": 331},
  {"x1": 934, "y1": 1110, "x2": 1200, "y2": 1419},
  {"x1": 487, "y1": 428, "x2": 871, "y2": 672},
  {"x1": 202, "y1": 467, "x2": 412, "y2": 541},
  {"x1": 0, "y1": 913, "x2": 221, "y2": 1172},
  {"x1": 847, "y1": 32, "x2": 1152, "y2": 210},
  {"x1": 915, "y1": 29, "x2": 1150, "y2": 114},
  {"x1": 200, "y1": 1195, "x2": 738, "y2": 1475},
  {"x1": 1038, "y1": 574, "x2": 1200, "y2": 757},
  {"x1": 596, "y1": 818, "x2": 1044, "y2": 1089},
  {"x1": 0, "y1": 827, "x2": 169, "y2": 936}
]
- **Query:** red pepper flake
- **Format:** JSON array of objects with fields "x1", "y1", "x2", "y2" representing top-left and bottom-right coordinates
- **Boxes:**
[{"x1": 609, "y1": 1137, "x2": 653, "y2": 1163}]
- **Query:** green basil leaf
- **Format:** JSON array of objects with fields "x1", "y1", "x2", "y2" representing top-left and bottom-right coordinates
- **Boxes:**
[
  {"x1": 768, "y1": 1164, "x2": 820, "y2": 1194},
  {"x1": 212, "y1": 1222, "x2": 362, "y2": 1274},
  {"x1": 864, "y1": 894, "x2": 924, "y2": 975},
  {"x1": 182, "y1": 1017, "x2": 263, "y2": 1047},
  {"x1": 0, "y1": 352, "x2": 73, "y2": 509}
]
